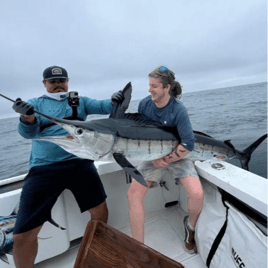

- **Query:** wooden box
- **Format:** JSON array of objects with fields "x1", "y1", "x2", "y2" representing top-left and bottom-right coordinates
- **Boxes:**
[{"x1": 74, "y1": 220, "x2": 184, "y2": 268}]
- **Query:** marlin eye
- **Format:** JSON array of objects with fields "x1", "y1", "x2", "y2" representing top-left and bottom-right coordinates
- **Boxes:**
[{"x1": 75, "y1": 128, "x2": 83, "y2": 135}]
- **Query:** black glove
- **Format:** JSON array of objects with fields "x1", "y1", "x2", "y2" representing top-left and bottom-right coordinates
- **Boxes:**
[
  {"x1": 111, "y1": 90, "x2": 124, "y2": 103},
  {"x1": 12, "y1": 98, "x2": 35, "y2": 116}
]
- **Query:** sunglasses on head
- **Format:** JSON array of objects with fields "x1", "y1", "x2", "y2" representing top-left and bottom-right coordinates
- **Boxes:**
[
  {"x1": 159, "y1": 66, "x2": 169, "y2": 72},
  {"x1": 48, "y1": 78, "x2": 68, "y2": 84},
  {"x1": 158, "y1": 66, "x2": 175, "y2": 77}
]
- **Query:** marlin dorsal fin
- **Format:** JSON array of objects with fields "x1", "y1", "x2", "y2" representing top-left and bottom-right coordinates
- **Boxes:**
[{"x1": 109, "y1": 82, "x2": 132, "y2": 119}]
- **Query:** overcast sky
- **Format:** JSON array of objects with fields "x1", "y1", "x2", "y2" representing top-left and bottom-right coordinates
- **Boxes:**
[{"x1": 0, "y1": 0, "x2": 266, "y2": 118}]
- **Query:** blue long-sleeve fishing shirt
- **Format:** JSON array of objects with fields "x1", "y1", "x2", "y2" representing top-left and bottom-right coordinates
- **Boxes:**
[
  {"x1": 18, "y1": 95, "x2": 113, "y2": 168},
  {"x1": 138, "y1": 96, "x2": 195, "y2": 151}
]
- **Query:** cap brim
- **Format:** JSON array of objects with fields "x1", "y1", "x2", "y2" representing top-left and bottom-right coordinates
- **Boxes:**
[{"x1": 44, "y1": 77, "x2": 68, "y2": 80}]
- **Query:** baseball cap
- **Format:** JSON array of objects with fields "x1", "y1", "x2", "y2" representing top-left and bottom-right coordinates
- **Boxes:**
[{"x1": 43, "y1": 66, "x2": 69, "y2": 80}]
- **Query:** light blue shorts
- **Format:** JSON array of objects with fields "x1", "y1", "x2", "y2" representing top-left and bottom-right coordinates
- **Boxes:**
[{"x1": 137, "y1": 158, "x2": 199, "y2": 188}]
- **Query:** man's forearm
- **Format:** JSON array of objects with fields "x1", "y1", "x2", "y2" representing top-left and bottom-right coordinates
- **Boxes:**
[
  {"x1": 163, "y1": 144, "x2": 190, "y2": 164},
  {"x1": 22, "y1": 115, "x2": 36, "y2": 124},
  {"x1": 18, "y1": 115, "x2": 38, "y2": 138}
]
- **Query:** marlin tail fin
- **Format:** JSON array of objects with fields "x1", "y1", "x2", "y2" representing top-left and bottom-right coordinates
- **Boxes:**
[{"x1": 240, "y1": 134, "x2": 267, "y2": 170}]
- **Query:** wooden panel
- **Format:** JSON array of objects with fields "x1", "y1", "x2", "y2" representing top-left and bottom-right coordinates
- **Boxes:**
[{"x1": 74, "y1": 220, "x2": 184, "y2": 268}]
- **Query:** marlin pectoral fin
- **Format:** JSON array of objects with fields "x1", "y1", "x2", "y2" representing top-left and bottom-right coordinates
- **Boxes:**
[
  {"x1": 113, "y1": 153, "x2": 148, "y2": 187},
  {"x1": 0, "y1": 254, "x2": 9, "y2": 264}
]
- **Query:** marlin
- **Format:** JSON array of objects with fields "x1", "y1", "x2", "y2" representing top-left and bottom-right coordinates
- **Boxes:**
[
  {"x1": 29, "y1": 82, "x2": 267, "y2": 187},
  {"x1": 0, "y1": 84, "x2": 267, "y2": 187}
]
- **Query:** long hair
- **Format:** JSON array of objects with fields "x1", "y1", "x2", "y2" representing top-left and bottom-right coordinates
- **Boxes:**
[{"x1": 148, "y1": 66, "x2": 182, "y2": 99}]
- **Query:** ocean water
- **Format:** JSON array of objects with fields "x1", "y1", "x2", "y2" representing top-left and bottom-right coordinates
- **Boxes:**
[{"x1": 0, "y1": 82, "x2": 267, "y2": 180}]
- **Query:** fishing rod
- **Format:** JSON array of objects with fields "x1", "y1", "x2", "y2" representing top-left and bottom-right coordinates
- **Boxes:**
[
  {"x1": 0, "y1": 93, "x2": 54, "y2": 120},
  {"x1": 0, "y1": 93, "x2": 16, "y2": 103}
]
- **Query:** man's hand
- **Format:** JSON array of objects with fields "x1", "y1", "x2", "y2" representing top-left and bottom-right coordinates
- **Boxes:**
[
  {"x1": 111, "y1": 90, "x2": 124, "y2": 103},
  {"x1": 12, "y1": 98, "x2": 35, "y2": 116},
  {"x1": 152, "y1": 157, "x2": 169, "y2": 168},
  {"x1": 12, "y1": 98, "x2": 36, "y2": 123}
]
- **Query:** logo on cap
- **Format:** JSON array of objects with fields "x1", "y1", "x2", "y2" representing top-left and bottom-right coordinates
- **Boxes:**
[{"x1": 52, "y1": 68, "x2": 62, "y2": 75}]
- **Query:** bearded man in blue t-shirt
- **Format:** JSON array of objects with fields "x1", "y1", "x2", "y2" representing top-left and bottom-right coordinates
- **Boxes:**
[{"x1": 11, "y1": 65, "x2": 124, "y2": 268}]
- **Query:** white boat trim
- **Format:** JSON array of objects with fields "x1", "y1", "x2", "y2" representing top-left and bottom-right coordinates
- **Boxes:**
[
  {"x1": 0, "y1": 174, "x2": 25, "y2": 186},
  {"x1": 195, "y1": 159, "x2": 267, "y2": 216}
]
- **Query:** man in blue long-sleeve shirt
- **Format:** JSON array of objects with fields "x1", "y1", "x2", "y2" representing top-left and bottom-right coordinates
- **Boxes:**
[
  {"x1": 11, "y1": 65, "x2": 123, "y2": 268},
  {"x1": 127, "y1": 66, "x2": 204, "y2": 254}
]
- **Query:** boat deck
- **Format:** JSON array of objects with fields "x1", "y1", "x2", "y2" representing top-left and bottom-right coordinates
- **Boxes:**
[{"x1": 35, "y1": 205, "x2": 207, "y2": 268}]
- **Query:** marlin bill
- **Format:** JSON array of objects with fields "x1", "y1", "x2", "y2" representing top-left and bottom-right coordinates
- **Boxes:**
[{"x1": 33, "y1": 83, "x2": 267, "y2": 187}]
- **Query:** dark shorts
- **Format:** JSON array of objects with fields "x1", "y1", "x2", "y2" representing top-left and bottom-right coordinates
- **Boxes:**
[{"x1": 13, "y1": 159, "x2": 107, "y2": 234}]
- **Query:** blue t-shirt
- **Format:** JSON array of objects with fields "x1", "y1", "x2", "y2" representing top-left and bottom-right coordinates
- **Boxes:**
[
  {"x1": 18, "y1": 94, "x2": 113, "y2": 168},
  {"x1": 138, "y1": 96, "x2": 195, "y2": 151}
]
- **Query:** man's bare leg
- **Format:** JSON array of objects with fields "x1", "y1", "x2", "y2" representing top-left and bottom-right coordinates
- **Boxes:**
[
  {"x1": 180, "y1": 176, "x2": 204, "y2": 227},
  {"x1": 127, "y1": 180, "x2": 153, "y2": 243},
  {"x1": 13, "y1": 225, "x2": 43, "y2": 268},
  {"x1": 89, "y1": 200, "x2": 108, "y2": 223}
]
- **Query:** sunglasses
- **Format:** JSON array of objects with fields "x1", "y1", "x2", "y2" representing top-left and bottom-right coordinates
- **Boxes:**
[
  {"x1": 158, "y1": 66, "x2": 175, "y2": 77},
  {"x1": 47, "y1": 78, "x2": 68, "y2": 84},
  {"x1": 159, "y1": 66, "x2": 169, "y2": 72}
]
